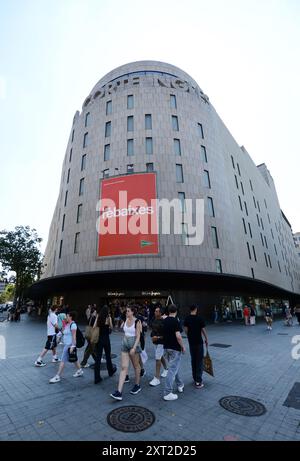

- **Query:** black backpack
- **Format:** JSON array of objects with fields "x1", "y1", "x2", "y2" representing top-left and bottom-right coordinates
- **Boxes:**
[{"x1": 70, "y1": 322, "x2": 85, "y2": 348}]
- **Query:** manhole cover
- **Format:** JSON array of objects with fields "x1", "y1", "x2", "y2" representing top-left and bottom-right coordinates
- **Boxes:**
[
  {"x1": 219, "y1": 396, "x2": 266, "y2": 416},
  {"x1": 210, "y1": 343, "x2": 232, "y2": 348},
  {"x1": 107, "y1": 406, "x2": 155, "y2": 432}
]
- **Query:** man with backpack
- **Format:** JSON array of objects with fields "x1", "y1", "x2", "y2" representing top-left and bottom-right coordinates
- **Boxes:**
[{"x1": 49, "y1": 311, "x2": 84, "y2": 383}]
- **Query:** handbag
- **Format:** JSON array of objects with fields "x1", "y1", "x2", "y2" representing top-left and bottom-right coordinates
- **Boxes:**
[
  {"x1": 203, "y1": 349, "x2": 214, "y2": 377},
  {"x1": 90, "y1": 315, "x2": 100, "y2": 344},
  {"x1": 84, "y1": 325, "x2": 92, "y2": 341},
  {"x1": 68, "y1": 347, "x2": 78, "y2": 362}
]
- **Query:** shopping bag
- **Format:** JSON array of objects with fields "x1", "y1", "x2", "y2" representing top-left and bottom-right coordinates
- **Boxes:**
[
  {"x1": 84, "y1": 325, "x2": 92, "y2": 341},
  {"x1": 141, "y1": 349, "x2": 148, "y2": 364},
  {"x1": 203, "y1": 350, "x2": 214, "y2": 377},
  {"x1": 250, "y1": 316, "x2": 256, "y2": 325}
]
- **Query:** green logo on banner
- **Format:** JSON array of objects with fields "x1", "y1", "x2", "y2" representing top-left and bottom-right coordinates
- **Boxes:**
[{"x1": 140, "y1": 240, "x2": 154, "y2": 247}]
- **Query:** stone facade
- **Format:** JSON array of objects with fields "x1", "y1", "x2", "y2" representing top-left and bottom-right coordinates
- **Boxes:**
[{"x1": 41, "y1": 60, "x2": 300, "y2": 298}]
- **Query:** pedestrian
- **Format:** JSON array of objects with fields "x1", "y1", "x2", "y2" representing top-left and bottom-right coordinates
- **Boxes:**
[
  {"x1": 94, "y1": 305, "x2": 117, "y2": 384},
  {"x1": 285, "y1": 307, "x2": 293, "y2": 326},
  {"x1": 110, "y1": 305, "x2": 142, "y2": 401},
  {"x1": 264, "y1": 305, "x2": 273, "y2": 331},
  {"x1": 80, "y1": 306, "x2": 98, "y2": 368},
  {"x1": 295, "y1": 304, "x2": 300, "y2": 325},
  {"x1": 49, "y1": 311, "x2": 83, "y2": 383},
  {"x1": 213, "y1": 305, "x2": 218, "y2": 323},
  {"x1": 85, "y1": 304, "x2": 92, "y2": 321},
  {"x1": 243, "y1": 305, "x2": 250, "y2": 326},
  {"x1": 184, "y1": 305, "x2": 208, "y2": 389},
  {"x1": 34, "y1": 305, "x2": 60, "y2": 367},
  {"x1": 149, "y1": 306, "x2": 168, "y2": 387},
  {"x1": 162, "y1": 304, "x2": 185, "y2": 401},
  {"x1": 249, "y1": 305, "x2": 256, "y2": 325}
]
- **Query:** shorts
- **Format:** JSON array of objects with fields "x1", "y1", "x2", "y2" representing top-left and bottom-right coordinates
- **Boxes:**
[
  {"x1": 45, "y1": 335, "x2": 57, "y2": 350},
  {"x1": 61, "y1": 344, "x2": 77, "y2": 363},
  {"x1": 153, "y1": 344, "x2": 164, "y2": 360},
  {"x1": 121, "y1": 336, "x2": 142, "y2": 353}
]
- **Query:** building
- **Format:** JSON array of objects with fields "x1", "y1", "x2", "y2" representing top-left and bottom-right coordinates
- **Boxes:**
[
  {"x1": 30, "y1": 60, "x2": 300, "y2": 318},
  {"x1": 294, "y1": 232, "x2": 300, "y2": 258}
]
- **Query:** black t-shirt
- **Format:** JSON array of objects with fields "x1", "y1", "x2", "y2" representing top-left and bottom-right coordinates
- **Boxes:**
[
  {"x1": 151, "y1": 318, "x2": 164, "y2": 344},
  {"x1": 163, "y1": 317, "x2": 181, "y2": 351},
  {"x1": 184, "y1": 315, "x2": 206, "y2": 345}
]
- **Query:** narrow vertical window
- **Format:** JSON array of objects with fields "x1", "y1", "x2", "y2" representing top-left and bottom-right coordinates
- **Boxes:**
[
  {"x1": 145, "y1": 114, "x2": 152, "y2": 130},
  {"x1": 268, "y1": 255, "x2": 272, "y2": 268},
  {"x1": 74, "y1": 232, "x2": 80, "y2": 254},
  {"x1": 64, "y1": 190, "x2": 68, "y2": 207},
  {"x1": 201, "y1": 145, "x2": 207, "y2": 162},
  {"x1": 81, "y1": 154, "x2": 86, "y2": 171},
  {"x1": 127, "y1": 139, "x2": 134, "y2": 156},
  {"x1": 170, "y1": 94, "x2": 177, "y2": 109},
  {"x1": 176, "y1": 164, "x2": 184, "y2": 183},
  {"x1": 235, "y1": 175, "x2": 239, "y2": 189},
  {"x1": 248, "y1": 222, "x2": 253, "y2": 238},
  {"x1": 172, "y1": 115, "x2": 179, "y2": 131},
  {"x1": 264, "y1": 252, "x2": 269, "y2": 267},
  {"x1": 238, "y1": 196, "x2": 243, "y2": 211},
  {"x1": 216, "y1": 259, "x2": 222, "y2": 273},
  {"x1": 146, "y1": 137, "x2": 153, "y2": 155},
  {"x1": 242, "y1": 218, "x2": 247, "y2": 234},
  {"x1": 62, "y1": 214, "x2": 65, "y2": 232},
  {"x1": 252, "y1": 245, "x2": 257, "y2": 262},
  {"x1": 105, "y1": 121, "x2": 111, "y2": 137},
  {"x1": 103, "y1": 169, "x2": 109, "y2": 178},
  {"x1": 240, "y1": 182, "x2": 244, "y2": 195},
  {"x1": 59, "y1": 240, "x2": 63, "y2": 258},
  {"x1": 174, "y1": 139, "x2": 181, "y2": 156},
  {"x1": 211, "y1": 227, "x2": 219, "y2": 249},
  {"x1": 69, "y1": 148, "x2": 72, "y2": 162},
  {"x1": 77, "y1": 204, "x2": 82, "y2": 223},
  {"x1": 127, "y1": 116, "x2": 134, "y2": 132},
  {"x1": 253, "y1": 196, "x2": 257, "y2": 208},
  {"x1": 208, "y1": 197, "x2": 215, "y2": 217},
  {"x1": 85, "y1": 112, "x2": 90, "y2": 127},
  {"x1": 67, "y1": 168, "x2": 70, "y2": 184},
  {"x1": 83, "y1": 132, "x2": 89, "y2": 148},
  {"x1": 237, "y1": 163, "x2": 241, "y2": 176},
  {"x1": 251, "y1": 268, "x2": 255, "y2": 278},
  {"x1": 146, "y1": 163, "x2": 154, "y2": 172},
  {"x1": 249, "y1": 179, "x2": 253, "y2": 191},
  {"x1": 106, "y1": 100, "x2": 112, "y2": 115},
  {"x1": 264, "y1": 236, "x2": 268, "y2": 249},
  {"x1": 79, "y1": 178, "x2": 84, "y2": 196},
  {"x1": 247, "y1": 242, "x2": 252, "y2": 260},
  {"x1": 198, "y1": 123, "x2": 204, "y2": 139},
  {"x1": 127, "y1": 95, "x2": 134, "y2": 109},
  {"x1": 71, "y1": 130, "x2": 74, "y2": 142},
  {"x1": 104, "y1": 144, "x2": 110, "y2": 161},
  {"x1": 204, "y1": 170, "x2": 211, "y2": 188},
  {"x1": 261, "y1": 233, "x2": 264, "y2": 246},
  {"x1": 178, "y1": 192, "x2": 186, "y2": 212},
  {"x1": 231, "y1": 155, "x2": 235, "y2": 169}
]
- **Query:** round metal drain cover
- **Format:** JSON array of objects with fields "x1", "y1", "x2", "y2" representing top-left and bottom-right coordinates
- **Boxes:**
[
  {"x1": 219, "y1": 396, "x2": 266, "y2": 417},
  {"x1": 107, "y1": 406, "x2": 155, "y2": 432}
]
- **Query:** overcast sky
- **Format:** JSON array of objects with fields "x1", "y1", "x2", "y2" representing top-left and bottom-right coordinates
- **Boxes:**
[{"x1": 0, "y1": 0, "x2": 299, "y2": 252}]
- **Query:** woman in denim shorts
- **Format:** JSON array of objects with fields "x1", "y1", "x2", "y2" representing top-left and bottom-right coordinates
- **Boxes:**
[{"x1": 110, "y1": 305, "x2": 142, "y2": 400}]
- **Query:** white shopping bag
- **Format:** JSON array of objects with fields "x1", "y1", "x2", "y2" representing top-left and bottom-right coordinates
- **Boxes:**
[{"x1": 141, "y1": 350, "x2": 148, "y2": 364}]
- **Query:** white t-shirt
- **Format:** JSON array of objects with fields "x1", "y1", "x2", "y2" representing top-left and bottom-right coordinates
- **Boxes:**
[
  {"x1": 47, "y1": 312, "x2": 58, "y2": 336},
  {"x1": 63, "y1": 322, "x2": 77, "y2": 346}
]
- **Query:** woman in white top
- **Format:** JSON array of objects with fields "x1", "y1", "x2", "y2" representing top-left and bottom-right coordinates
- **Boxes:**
[
  {"x1": 49, "y1": 311, "x2": 83, "y2": 383},
  {"x1": 110, "y1": 305, "x2": 142, "y2": 400}
]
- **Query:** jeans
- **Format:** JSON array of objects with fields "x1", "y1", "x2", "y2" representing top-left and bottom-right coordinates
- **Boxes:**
[
  {"x1": 189, "y1": 343, "x2": 204, "y2": 383},
  {"x1": 81, "y1": 340, "x2": 97, "y2": 366},
  {"x1": 94, "y1": 335, "x2": 114, "y2": 381},
  {"x1": 164, "y1": 349, "x2": 184, "y2": 396}
]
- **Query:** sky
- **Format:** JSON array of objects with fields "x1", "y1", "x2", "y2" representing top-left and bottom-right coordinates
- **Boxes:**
[{"x1": 0, "y1": 0, "x2": 299, "y2": 253}]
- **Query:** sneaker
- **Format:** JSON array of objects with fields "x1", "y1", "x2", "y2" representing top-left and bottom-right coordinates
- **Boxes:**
[
  {"x1": 35, "y1": 360, "x2": 46, "y2": 367},
  {"x1": 110, "y1": 390, "x2": 122, "y2": 401},
  {"x1": 49, "y1": 375, "x2": 61, "y2": 383},
  {"x1": 161, "y1": 369, "x2": 168, "y2": 378},
  {"x1": 73, "y1": 369, "x2": 83, "y2": 378},
  {"x1": 149, "y1": 377, "x2": 160, "y2": 387},
  {"x1": 81, "y1": 363, "x2": 90, "y2": 368},
  {"x1": 52, "y1": 357, "x2": 61, "y2": 363},
  {"x1": 140, "y1": 368, "x2": 146, "y2": 377},
  {"x1": 124, "y1": 375, "x2": 130, "y2": 383},
  {"x1": 163, "y1": 393, "x2": 178, "y2": 401},
  {"x1": 177, "y1": 385, "x2": 184, "y2": 393},
  {"x1": 130, "y1": 384, "x2": 141, "y2": 395},
  {"x1": 195, "y1": 382, "x2": 204, "y2": 389}
]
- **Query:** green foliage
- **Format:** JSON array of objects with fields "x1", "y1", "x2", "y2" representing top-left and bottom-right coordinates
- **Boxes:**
[
  {"x1": 0, "y1": 283, "x2": 15, "y2": 303},
  {"x1": 0, "y1": 226, "x2": 42, "y2": 304}
]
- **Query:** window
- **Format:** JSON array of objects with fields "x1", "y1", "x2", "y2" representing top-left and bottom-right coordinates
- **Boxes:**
[
  {"x1": 257, "y1": 201, "x2": 261, "y2": 213},
  {"x1": 77, "y1": 204, "x2": 82, "y2": 223},
  {"x1": 178, "y1": 192, "x2": 186, "y2": 212},
  {"x1": 248, "y1": 222, "x2": 253, "y2": 238},
  {"x1": 238, "y1": 196, "x2": 243, "y2": 211},
  {"x1": 204, "y1": 170, "x2": 211, "y2": 188},
  {"x1": 201, "y1": 145, "x2": 207, "y2": 162},
  {"x1": 146, "y1": 137, "x2": 153, "y2": 155},
  {"x1": 83, "y1": 132, "x2": 89, "y2": 148},
  {"x1": 67, "y1": 168, "x2": 70, "y2": 184},
  {"x1": 257, "y1": 214, "x2": 260, "y2": 227},
  {"x1": 249, "y1": 179, "x2": 253, "y2": 191},
  {"x1": 231, "y1": 155, "x2": 235, "y2": 169},
  {"x1": 127, "y1": 116, "x2": 134, "y2": 132},
  {"x1": 211, "y1": 226, "x2": 219, "y2": 248},
  {"x1": 244, "y1": 202, "x2": 248, "y2": 216},
  {"x1": 102, "y1": 169, "x2": 109, "y2": 178},
  {"x1": 69, "y1": 148, "x2": 72, "y2": 162},
  {"x1": 59, "y1": 240, "x2": 63, "y2": 259},
  {"x1": 174, "y1": 139, "x2": 181, "y2": 156},
  {"x1": 264, "y1": 199, "x2": 268, "y2": 209},
  {"x1": 79, "y1": 178, "x2": 84, "y2": 196},
  {"x1": 261, "y1": 218, "x2": 264, "y2": 230},
  {"x1": 170, "y1": 94, "x2": 177, "y2": 109},
  {"x1": 264, "y1": 252, "x2": 269, "y2": 267},
  {"x1": 240, "y1": 182, "x2": 244, "y2": 195},
  {"x1": 261, "y1": 233, "x2": 264, "y2": 246},
  {"x1": 268, "y1": 213, "x2": 271, "y2": 224},
  {"x1": 176, "y1": 164, "x2": 184, "y2": 183},
  {"x1": 252, "y1": 245, "x2": 257, "y2": 262},
  {"x1": 146, "y1": 163, "x2": 154, "y2": 172},
  {"x1": 172, "y1": 115, "x2": 179, "y2": 131},
  {"x1": 274, "y1": 244, "x2": 278, "y2": 255},
  {"x1": 182, "y1": 223, "x2": 189, "y2": 245},
  {"x1": 127, "y1": 164, "x2": 134, "y2": 174},
  {"x1": 208, "y1": 197, "x2": 215, "y2": 217},
  {"x1": 278, "y1": 261, "x2": 282, "y2": 272},
  {"x1": 104, "y1": 144, "x2": 110, "y2": 161},
  {"x1": 247, "y1": 242, "x2": 252, "y2": 260},
  {"x1": 235, "y1": 175, "x2": 239, "y2": 189},
  {"x1": 127, "y1": 139, "x2": 134, "y2": 156},
  {"x1": 74, "y1": 232, "x2": 80, "y2": 254},
  {"x1": 264, "y1": 235, "x2": 268, "y2": 249},
  {"x1": 216, "y1": 259, "x2": 223, "y2": 273},
  {"x1": 105, "y1": 121, "x2": 111, "y2": 137},
  {"x1": 64, "y1": 190, "x2": 68, "y2": 207},
  {"x1": 81, "y1": 154, "x2": 86, "y2": 171},
  {"x1": 242, "y1": 218, "x2": 247, "y2": 234},
  {"x1": 237, "y1": 163, "x2": 241, "y2": 176},
  {"x1": 251, "y1": 268, "x2": 255, "y2": 278},
  {"x1": 253, "y1": 196, "x2": 257, "y2": 208},
  {"x1": 268, "y1": 255, "x2": 272, "y2": 268},
  {"x1": 71, "y1": 130, "x2": 74, "y2": 142},
  {"x1": 145, "y1": 114, "x2": 152, "y2": 130},
  {"x1": 127, "y1": 95, "x2": 134, "y2": 109},
  {"x1": 106, "y1": 100, "x2": 112, "y2": 115},
  {"x1": 85, "y1": 112, "x2": 90, "y2": 127},
  {"x1": 62, "y1": 214, "x2": 65, "y2": 232},
  {"x1": 198, "y1": 123, "x2": 204, "y2": 139}
]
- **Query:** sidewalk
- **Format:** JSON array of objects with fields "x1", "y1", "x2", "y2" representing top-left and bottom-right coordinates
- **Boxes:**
[{"x1": 0, "y1": 314, "x2": 300, "y2": 441}]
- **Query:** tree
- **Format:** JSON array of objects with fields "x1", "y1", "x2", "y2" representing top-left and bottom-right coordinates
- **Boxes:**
[
  {"x1": 0, "y1": 226, "x2": 42, "y2": 306},
  {"x1": 0, "y1": 284, "x2": 15, "y2": 303}
]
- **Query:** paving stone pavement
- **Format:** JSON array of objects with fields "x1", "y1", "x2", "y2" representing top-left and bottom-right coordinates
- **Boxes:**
[{"x1": 0, "y1": 314, "x2": 300, "y2": 441}]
